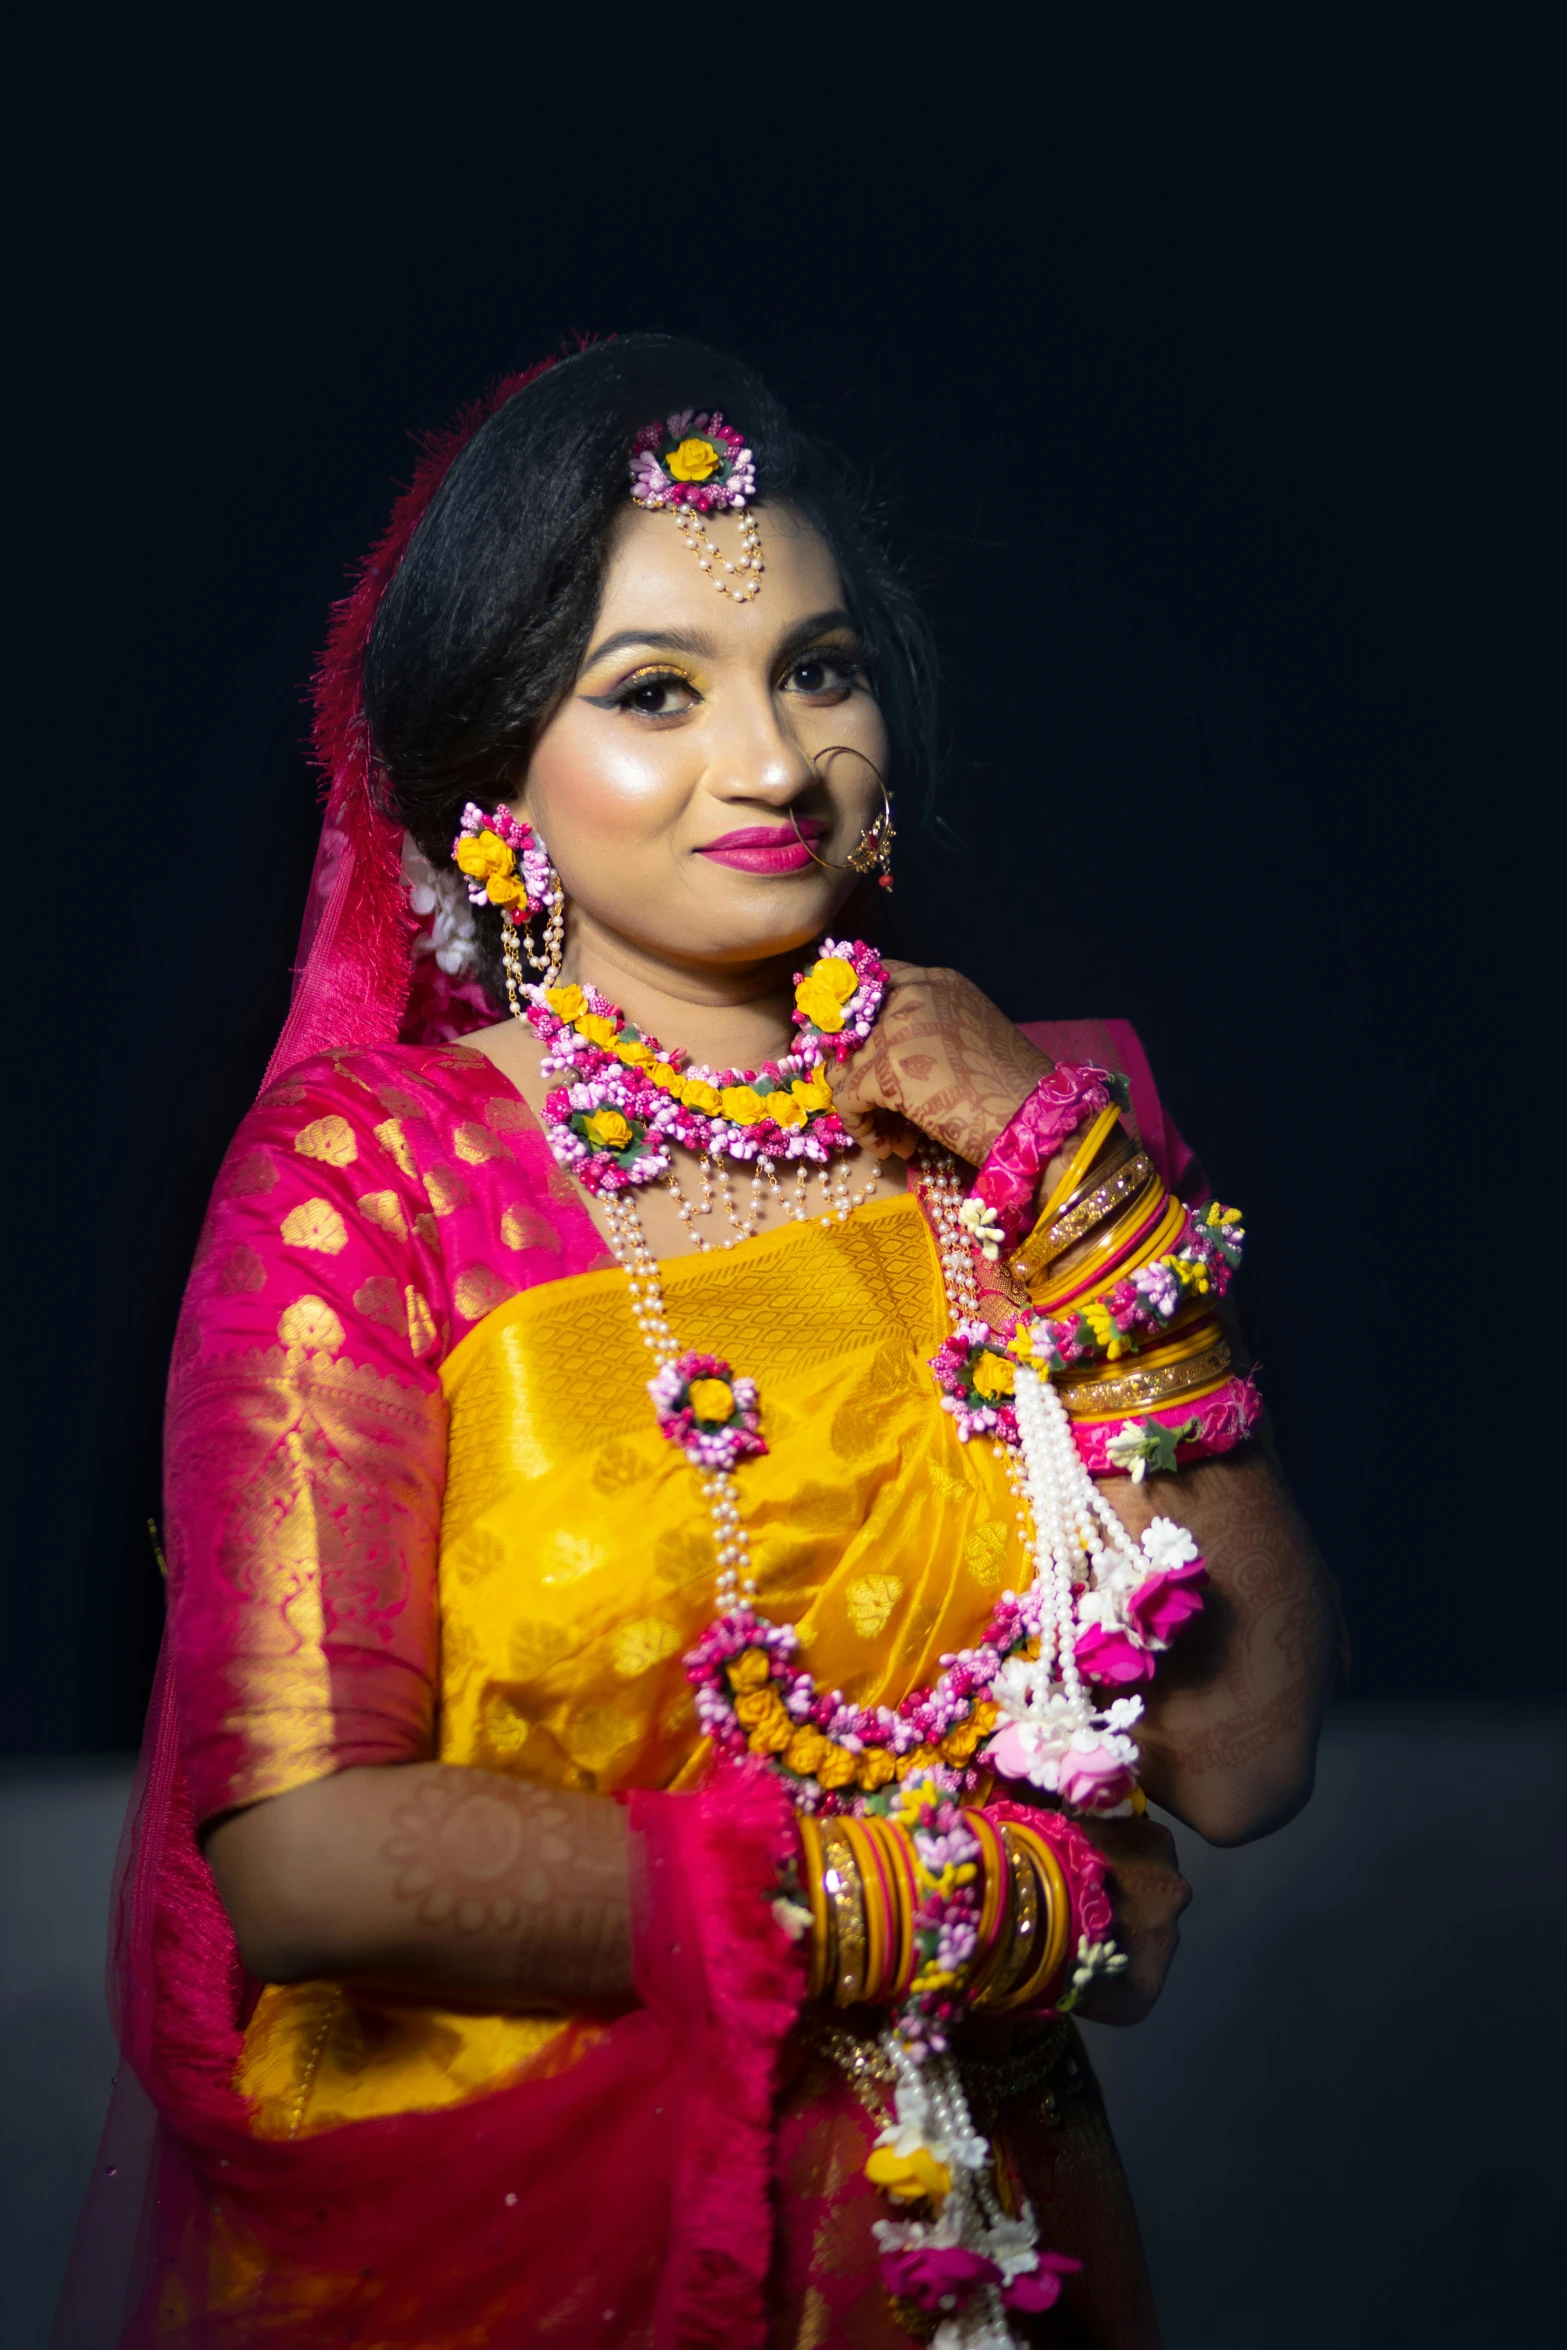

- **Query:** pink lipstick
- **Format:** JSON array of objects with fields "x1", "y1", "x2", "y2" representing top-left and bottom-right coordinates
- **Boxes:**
[{"x1": 697, "y1": 820, "x2": 823, "y2": 875}]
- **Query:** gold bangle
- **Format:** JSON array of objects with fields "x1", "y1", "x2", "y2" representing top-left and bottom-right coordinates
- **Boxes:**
[
  {"x1": 994, "y1": 1825, "x2": 1072, "y2": 2011},
  {"x1": 820, "y1": 1825, "x2": 867, "y2": 2006},
  {"x1": 838, "y1": 1818, "x2": 891, "y2": 2004},
  {"x1": 798, "y1": 1816, "x2": 832, "y2": 2001},
  {"x1": 1060, "y1": 1335, "x2": 1233, "y2": 1421},
  {"x1": 1032, "y1": 1184, "x2": 1182, "y2": 1314},
  {"x1": 982, "y1": 1825, "x2": 1040, "y2": 2006},
  {"x1": 1013, "y1": 1151, "x2": 1156, "y2": 1284}
]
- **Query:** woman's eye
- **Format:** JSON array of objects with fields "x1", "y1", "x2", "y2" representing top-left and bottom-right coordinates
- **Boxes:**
[
  {"x1": 782, "y1": 651, "x2": 863, "y2": 699},
  {"x1": 615, "y1": 671, "x2": 697, "y2": 718}
]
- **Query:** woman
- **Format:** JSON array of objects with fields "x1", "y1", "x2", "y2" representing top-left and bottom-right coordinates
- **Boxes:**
[{"x1": 82, "y1": 337, "x2": 1337, "y2": 2349}]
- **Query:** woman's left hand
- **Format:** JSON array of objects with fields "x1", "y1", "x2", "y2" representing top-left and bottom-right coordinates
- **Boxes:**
[
  {"x1": 1069, "y1": 1814, "x2": 1192, "y2": 2026},
  {"x1": 832, "y1": 961, "x2": 1049, "y2": 1164}
]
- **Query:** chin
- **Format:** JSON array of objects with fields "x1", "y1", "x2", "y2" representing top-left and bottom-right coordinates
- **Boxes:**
[{"x1": 677, "y1": 873, "x2": 853, "y2": 963}]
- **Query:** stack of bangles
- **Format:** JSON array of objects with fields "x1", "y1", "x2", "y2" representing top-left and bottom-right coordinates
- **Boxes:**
[
  {"x1": 797, "y1": 1809, "x2": 1084, "y2": 2016},
  {"x1": 968, "y1": 1066, "x2": 1264, "y2": 1476}
]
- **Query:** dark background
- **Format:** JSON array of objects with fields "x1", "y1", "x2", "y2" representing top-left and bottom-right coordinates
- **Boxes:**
[{"x1": 5, "y1": 25, "x2": 1553, "y2": 1753}]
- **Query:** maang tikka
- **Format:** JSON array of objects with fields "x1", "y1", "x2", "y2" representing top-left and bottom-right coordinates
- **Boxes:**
[
  {"x1": 628, "y1": 412, "x2": 764, "y2": 602},
  {"x1": 451, "y1": 801, "x2": 564, "y2": 1004}
]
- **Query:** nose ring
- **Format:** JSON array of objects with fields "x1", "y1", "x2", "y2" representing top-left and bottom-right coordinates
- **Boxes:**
[{"x1": 787, "y1": 747, "x2": 896, "y2": 892}]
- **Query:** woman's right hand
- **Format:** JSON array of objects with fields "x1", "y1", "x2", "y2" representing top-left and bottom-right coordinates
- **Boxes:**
[{"x1": 1067, "y1": 1813, "x2": 1192, "y2": 2026}]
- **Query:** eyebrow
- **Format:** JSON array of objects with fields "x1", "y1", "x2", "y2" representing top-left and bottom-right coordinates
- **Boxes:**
[{"x1": 579, "y1": 607, "x2": 862, "y2": 675}]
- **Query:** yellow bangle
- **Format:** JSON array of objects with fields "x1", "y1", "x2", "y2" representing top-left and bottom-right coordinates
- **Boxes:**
[
  {"x1": 981, "y1": 1825, "x2": 1040, "y2": 2006},
  {"x1": 1033, "y1": 1184, "x2": 1182, "y2": 1314},
  {"x1": 798, "y1": 1816, "x2": 832, "y2": 2001},
  {"x1": 862, "y1": 1816, "x2": 918, "y2": 2001},
  {"x1": 1012, "y1": 1150, "x2": 1156, "y2": 1286},
  {"x1": 1034, "y1": 1106, "x2": 1126, "y2": 1229}
]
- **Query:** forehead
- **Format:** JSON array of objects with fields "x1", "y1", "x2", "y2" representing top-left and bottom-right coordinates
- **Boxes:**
[{"x1": 594, "y1": 503, "x2": 845, "y2": 645}]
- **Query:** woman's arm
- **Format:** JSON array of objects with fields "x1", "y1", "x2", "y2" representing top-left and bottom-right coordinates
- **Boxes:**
[
  {"x1": 1106, "y1": 1445, "x2": 1341, "y2": 1843},
  {"x1": 205, "y1": 1763, "x2": 634, "y2": 2006}
]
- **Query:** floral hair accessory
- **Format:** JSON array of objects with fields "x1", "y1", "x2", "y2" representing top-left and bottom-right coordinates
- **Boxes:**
[
  {"x1": 628, "y1": 410, "x2": 764, "y2": 603},
  {"x1": 450, "y1": 802, "x2": 554, "y2": 924},
  {"x1": 649, "y1": 1351, "x2": 766, "y2": 1471}
]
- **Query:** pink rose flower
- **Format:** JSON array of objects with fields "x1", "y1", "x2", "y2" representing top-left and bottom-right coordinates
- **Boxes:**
[
  {"x1": 985, "y1": 1721, "x2": 1039, "y2": 1782},
  {"x1": 1074, "y1": 1622, "x2": 1156, "y2": 1686},
  {"x1": 1127, "y1": 1560, "x2": 1206, "y2": 1646},
  {"x1": 1056, "y1": 1739, "x2": 1137, "y2": 1812},
  {"x1": 879, "y1": 2246, "x2": 1000, "y2": 2312},
  {"x1": 1005, "y1": 2251, "x2": 1084, "y2": 2311}
]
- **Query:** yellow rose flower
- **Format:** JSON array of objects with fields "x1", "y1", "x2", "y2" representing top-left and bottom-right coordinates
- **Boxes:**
[
  {"x1": 680, "y1": 1078, "x2": 723, "y2": 1115},
  {"x1": 616, "y1": 1039, "x2": 654, "y2": 1066},
  {"x1": 864, "y1": 2146, "x2": 952, "y2": 2205},
  {"x1": 769, "y1": 1091, "x2": 808, "y2": 1131},
  {"x1": 794, "y1": 977, "x2": 846, "y2": 1033},
  {"x1": 688, "y1": 1377, "x2": 735, "y2": 1424},
  {"x1": 971, "y1": 1350, "x2": 1017, "y2": 1401},
  {"x1": 939, "y1": 1713, "x2": 988, "y2": 1764},
  {"x1": 651, "y1": 1061, "x2": 682, "y2": 1092},
  {"x1": 486, "y1": 873, "x2": 527, "y2": 907},
  {"x1": 897, "y1": 1745, "x2": 940, "y2": 1780},
  {"x1": 725, "y1": 1647, "x2": 773, "y2": 1692},
  {"x1": 783, "y1": 1727, "x2": 829, "y2": 1778},
  {"x1": 665, "y1": 435, "x2": 721, "y2": 483},
  {"x1": 576, "y1": 1014, "x2": 619, "y2": 1049},
  {"x1": 792, "y1": 1068, "x2": 834, "y2": 1113},
  {"x1": 454, "y1": 830, "x2": 514, "y2": 882},
  {"x1": 810, "y1": 954, "x2": 859, "y2": 1005},
  {"x1": 816, "y1": 1743, "x2": 859, "y2": 1790},
  {"x1": 545, "y1": 984, "x2": 586, "y2": 1021},
  {"x1": 720, "y1": 1085, "x2": 768, "y2": 1127},
  {"x1": 734, "y1": 1687, "x2": 788, "y2": 1732},
  {"x1": 748, "y1": 1714, "x2": 795, "y2": 1757},
  {"x1": 583, "y1": 1109, "x2": 631, "y2": 1150},
  {"x1": 856, "y1": 1745, "x2": 897, "y2": 1791}
]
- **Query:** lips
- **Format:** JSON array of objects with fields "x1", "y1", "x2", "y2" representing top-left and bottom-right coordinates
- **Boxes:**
[{"x1": 698, "y1": 820, "x2": 823, "y2": 875}]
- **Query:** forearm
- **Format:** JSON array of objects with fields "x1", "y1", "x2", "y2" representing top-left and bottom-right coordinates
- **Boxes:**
[
  {"x1": 205, "y1": 1762, "x2": 634, "y2": 2007},
  {"x1": 1114, "y1": 1446, "x2": 1341, "y2": 1843}
]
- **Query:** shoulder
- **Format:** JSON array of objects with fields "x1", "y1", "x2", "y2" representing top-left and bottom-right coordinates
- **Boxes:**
[{"x1": 1016, "y1": 1016, "x2": 1205, "y2": 1199}]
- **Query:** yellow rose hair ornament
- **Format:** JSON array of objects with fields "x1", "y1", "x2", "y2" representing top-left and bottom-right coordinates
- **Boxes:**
[
  {"x1": 628, "y1": 410, "x2": 764, "y2": 602},
  {"x1": 450, "y1": 801, "x2": 564, "y2": 991},
  {"x1": 788, "y1": 744, "x2": 897, "y2": 892}
]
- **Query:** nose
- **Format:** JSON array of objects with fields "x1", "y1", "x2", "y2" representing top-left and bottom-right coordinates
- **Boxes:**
[{"x1": 702, "y1": 687, "x2": 817, "y2": 809}]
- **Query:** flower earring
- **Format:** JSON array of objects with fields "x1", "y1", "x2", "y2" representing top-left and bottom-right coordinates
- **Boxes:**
[
  {"x1": 450, "y1": 801, "x2": 565, "y2": 1006},
  {"x1": 788, "y1": 747, "x2": 897, "y2": 892}
]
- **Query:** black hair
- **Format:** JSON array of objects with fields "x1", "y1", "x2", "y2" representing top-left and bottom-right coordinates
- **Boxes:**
[{"x1": 363, "y1": 334, "x2": 936, "y2": 996}]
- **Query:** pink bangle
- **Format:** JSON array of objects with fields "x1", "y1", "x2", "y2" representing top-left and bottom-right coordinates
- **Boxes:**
[
  {"x1": 972, "y1": 1064, "x2": 1125, "y2": 1247},
  {"x1": 1070, "y1": 1374, "x2": 1264, "y2": 1476},
  {"x1": 982, "y1": 1801, "x2": 1116, "y2": 2005}
]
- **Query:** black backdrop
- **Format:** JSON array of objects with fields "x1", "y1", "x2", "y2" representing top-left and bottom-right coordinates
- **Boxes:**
[{"x1": 6, "y1": 26, "x2": 1552, "y2": 1752}]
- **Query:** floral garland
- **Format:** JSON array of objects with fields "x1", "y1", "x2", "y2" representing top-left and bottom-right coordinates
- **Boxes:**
[
  {"x1": 686, "y1": 1500, "x2": 1205, "y2": 1812},
  {"x1": 928, "y1": 1198, "x2": 1246, "y2": 1445},
  {"x1": 520, "y1": 941, "x2": 886, "y2": 1193}
]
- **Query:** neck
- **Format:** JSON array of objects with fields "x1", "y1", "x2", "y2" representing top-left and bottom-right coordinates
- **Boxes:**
[{"x1": 558, "y1": 912, "x2": 809, "y2": 1072}]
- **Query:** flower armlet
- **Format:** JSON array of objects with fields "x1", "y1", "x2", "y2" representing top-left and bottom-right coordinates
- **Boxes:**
[{"x1": 970, "y1": 1064, "x2": 1129, "y2": 1249}]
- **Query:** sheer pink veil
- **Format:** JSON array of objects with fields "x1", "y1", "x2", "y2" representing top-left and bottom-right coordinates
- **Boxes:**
[{"x1": 54, "y1": 355, "x2": 806, "y2": 2348}]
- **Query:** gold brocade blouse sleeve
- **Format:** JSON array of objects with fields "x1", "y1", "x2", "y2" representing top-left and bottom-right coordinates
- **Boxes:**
[{"x1": 162, "y1": 1042, "x2": 599, "y2": 1825}]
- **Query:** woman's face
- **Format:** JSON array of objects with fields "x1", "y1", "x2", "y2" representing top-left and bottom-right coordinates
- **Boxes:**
[{"x1": 513, "y1": 503, "x2": 890, "y2": 977}]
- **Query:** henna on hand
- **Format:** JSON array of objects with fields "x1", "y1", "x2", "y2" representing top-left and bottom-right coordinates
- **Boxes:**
[
  {"x1": 1068, "y1": 1814, "x2": 1192, "y2": 2027},
  {"x1": 206, "y1": 1762, "x2": 634, "y2": 2007},
  {"x1": 833, "y1": 963, "x2": 1050, "y2": 1163}
]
